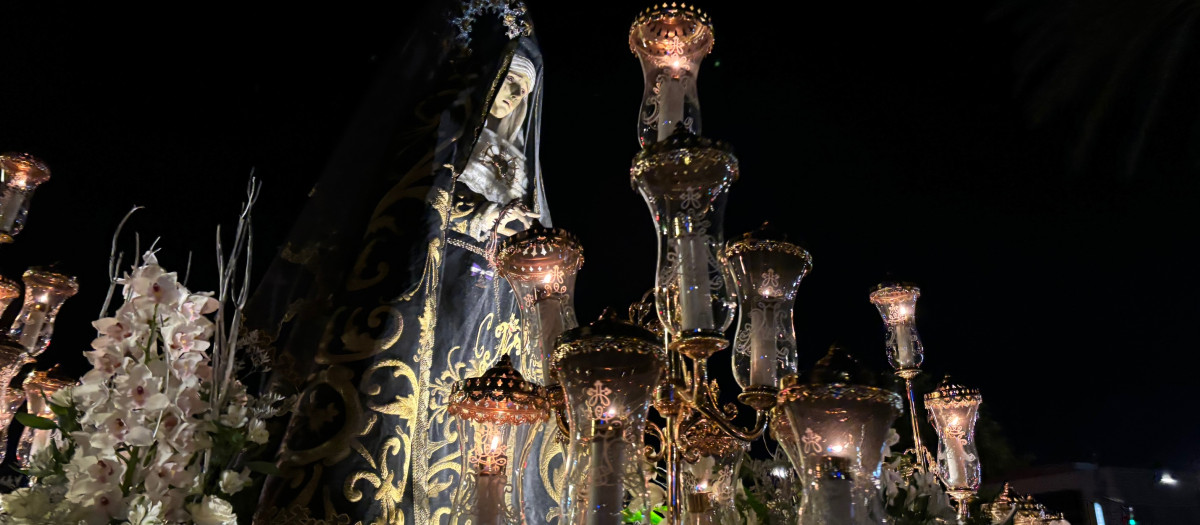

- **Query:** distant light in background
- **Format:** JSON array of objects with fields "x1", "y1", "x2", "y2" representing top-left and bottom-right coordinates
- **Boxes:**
[
  {"x1": 771, "y1": 466, "x2": 790, "y2": 479},
  {"x1": 1158, "y1": 471, "x2": 1178, "y2": 485},
  {"x1": 1093, "y1": 503, "x2": 1106, "y2": 525}
]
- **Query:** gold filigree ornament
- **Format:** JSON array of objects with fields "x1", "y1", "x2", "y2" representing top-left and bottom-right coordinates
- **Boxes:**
[
  {"x1": 679, "y1": 418, "x2": 748, "y2": 463},
  {"x1": 448, "y1": 354, "x2": 549, "y2": 426}
]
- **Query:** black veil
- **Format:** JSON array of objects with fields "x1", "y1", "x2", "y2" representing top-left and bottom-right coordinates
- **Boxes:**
[{"x1": 244, "y1": 2, "x2": 550, "y2": 522}]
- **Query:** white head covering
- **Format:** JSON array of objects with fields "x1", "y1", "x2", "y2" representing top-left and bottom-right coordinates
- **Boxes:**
[
  {"x1": 507, "y1": 54, "x2": 537, "y2": 89},
  {"x1": 492, "y1": 53, "x2": 538, "y2": 144}
]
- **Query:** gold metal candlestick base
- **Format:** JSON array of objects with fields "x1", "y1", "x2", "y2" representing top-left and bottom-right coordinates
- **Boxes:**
[
  {"x1": 669, "y1": 333, "x2": 728, "y2": 359},
  {"x1": 737, "y1": 386, "x2": 778, "y2": 410}
]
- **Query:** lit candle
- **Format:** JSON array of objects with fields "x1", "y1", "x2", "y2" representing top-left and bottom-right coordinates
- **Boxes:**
[
  {"x1": 942, "y1": 418, "x2": 969, "y2": 488},
  {"x1": 749, "y1": 301, "x2": 778, "y2": 388},
  {"x1": 587, "y1": 420, "x2": 625, "y2": 525},
  {"x1": 474, "y1": 433, "x2": 508, "y2": 525},
  {"x1": 891, "y1": 321, "x2": 915, "y2": 369},
  {"x1": 18, "y1": 303, "x2": 47, "y2": 353},
  {"x1": 675, "y1": 234, "x2": 714, "y2": 332},
  {"x1": 658, "y1": 69, "x2": 685, "y2": 141},
  {"x1": 475, "y1": 473, "x2": 507, "y2": 525}
]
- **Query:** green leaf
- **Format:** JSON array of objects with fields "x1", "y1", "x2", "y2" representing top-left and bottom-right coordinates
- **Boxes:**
[
  {"x1": 15, "y1": 412, "x2": 57, "y2": 430},
  {"x1": 49, "y1": 402, "x2": 69, "y2": 418},
  {"x1": 246, "y1": 461, "x2": 282, "y2": 476}
]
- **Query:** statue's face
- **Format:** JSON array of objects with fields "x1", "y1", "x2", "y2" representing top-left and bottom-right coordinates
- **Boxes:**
[{"x1": 490, "y1": 69, "x2": 533, "y2": 119}]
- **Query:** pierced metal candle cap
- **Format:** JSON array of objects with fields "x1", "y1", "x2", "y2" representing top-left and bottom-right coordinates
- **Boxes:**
[
  {"x1": 924, "y1": 376, "x2": 983, "y2": 405},
  {"x1": 495, "y1": 222, "x2": 584, "y2": 281},
  {"x1": 0, "y1": 276, "x2": 20, "y2": 317},
  {"x1": 0, "y1": 153, "x2": 51, "y2": 189},
  {"x1": 552, "y1": 311, "x2": 665, "y2": 371},
  {"x1": 23, "y1": 368, "x2": 76, "y2": 396},
  {"x1": 629, "y1": 3, "x2": 714, "y2": 58},
  {"x1": 447, "y1": 354, "x2": 548, "y2": 425}
]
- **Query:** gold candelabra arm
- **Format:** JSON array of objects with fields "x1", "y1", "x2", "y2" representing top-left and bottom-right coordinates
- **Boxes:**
[
  {"x1": 679, "y1": 358, "x2": 769, "y2": 442},
  {"x1": 644, "y1": 421, "x2": 666, "y2": 462},
  {"x1": 544, "y1": 384, "x2": 571, "y2": 439},
  {"x1": 690, "y1": 389, "x2": 769, "y2": 442}
]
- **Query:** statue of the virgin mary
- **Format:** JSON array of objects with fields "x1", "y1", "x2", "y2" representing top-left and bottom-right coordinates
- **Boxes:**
[{"x1": 244, "y1": 2, "x2": 554, "y2": 523}]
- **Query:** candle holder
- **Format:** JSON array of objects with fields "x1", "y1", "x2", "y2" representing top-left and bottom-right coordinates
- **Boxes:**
[
  {"x1": 0, "y1": 153, "x2": 51, "y2": 244},
  {"x1": 0, "y1": 276, "x2": 20, "y2": 318},
  {"x1": 448, "y1": 354, "x2": 549, "y2": 525},
  {"x1": 629, "y1": 3, "x2": 713, "y2": 146},
  {"x1": 778, "y1": 346, "x2": 903, "y2": 525},
  {"x1": 495, "y1": 222, "x2": 584, "y2": 385},
  {"x1": 16, "y1": 369, "x2": 74, "y2": 468},
  {"x1": 924, "y1": 377, "x2": 982, "y2": 522},
  {"x1": 0, "y1": 386, "x2": 25, "y2": 464},
  {"x1": 9, "y1": 268, "x2": 79, "y2": 356},
  {"x1": 631, "y1": 133, "x2": 738, "y2": 360},
  {"x1": 554, "y1": 314, "x2": 665, "y2": 525},
  {"x1": 678, "y1": 418, "x2": 746, "y2": 525},
  {"x1": 723, "y1": 225, "x2": 811, "y2": 409},
  {"x1": 869, "y1": 282, "x2": 927, "y2": 470}
]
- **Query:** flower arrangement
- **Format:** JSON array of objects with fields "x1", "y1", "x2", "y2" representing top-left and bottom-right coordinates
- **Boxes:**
[
  {"x1": 0, "y1": 252, "x2": 283, "y2": 525},
  {"x1": 0, "y1": 181, "x2": 283, "y2": 525}
]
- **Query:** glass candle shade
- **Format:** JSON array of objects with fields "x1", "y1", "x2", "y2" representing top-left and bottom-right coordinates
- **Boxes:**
[
  {"x1": 553, "y1": 316, "x2": 665, "y2": 525},
  {"x1": 17, "y1": 370, "x2": 73, "y2": 468},
  {"x1": 631, "y1": 134, "x2": 738, "y2": 359},
  {"x1": 496, "y1": 223, "x2": 584, "y2": 385},
  {"x1": 769, "y1": 404, "x2": 802, "y2": 477},
  {"x1": 0, "y1": 153, "x2": 51, "y2": 243},
  {"x1": 868, "y1": 283, "x2": 924, "y2": 375},
  {"x1": 724, "y1": 227, "x2": 812, "y2": 397},
  {"x1": 0, "y1": 386, "x2": 25, "y2": 464},
  {"x1": 447, "y1": 354, "x2": 548, "y2": 525},
  {"x1": 0, "y1": 276, "x2": 20, "y2": 318},
  {"x1": 778, "y1": 376, "x2": 903, "y2": 525},
  {"x1": 680, "y1": 419, "x2": 747, "y2": 525},
  {"x1": 924, "y1": 377, "x2": 982, "y2": 496},
  {"x1": 0, "y1": 338, "x2": 34, "y2": 388},
  {"x1": 629, "y1": 4, "x2": 714, "y2": 146},
  {"x1": 9, "y1": 268, "x2": 79, "y2": 356}
]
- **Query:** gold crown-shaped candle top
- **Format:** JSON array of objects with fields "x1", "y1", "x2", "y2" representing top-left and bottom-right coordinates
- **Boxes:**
[
  {"x1": 724, "y1": 227, "x2": 812, "y2": 261},
  {"x1": 448, "y1": 354, "x2": 548, "y2": 425},
  {"x1": 869, "y1": 282, "x2": 920, "y2": 307},
  {"x1": 495, "y1": 222, "x2": 584, "y2": 282},
  {"x1": 0, "y1": 153, "x2": 51, "y2": 189},
  {"x1": 629, "y1": 3, "x2": 714, "y2": 63},
  {"x1": 552, "y1": 312, "x2": 665, "y2": 372},
  {"x1": 23, "y1": 268, "x2": 80, "y2": 298},
  {"x1": 0, "y1": 276, "x2": 20, "y2": 300},
  {"x1": 23, "y1": 368, "x2": 76, "y2": 396},
  {"x1": 924, "y1": 376, "x2": 982, "y2": 405}
]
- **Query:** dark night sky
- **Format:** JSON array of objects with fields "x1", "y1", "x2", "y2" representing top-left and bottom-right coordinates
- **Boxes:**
[{"x1": 2, "y1": 2, "x2": 1197, "y2": 475}]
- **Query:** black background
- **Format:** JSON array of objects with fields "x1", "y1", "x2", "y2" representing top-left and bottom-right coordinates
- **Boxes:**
[{"x1": 2, "y1": 1, "x2": 1197, "y2": 474}]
